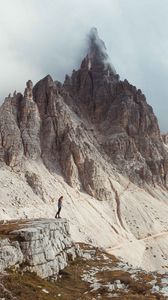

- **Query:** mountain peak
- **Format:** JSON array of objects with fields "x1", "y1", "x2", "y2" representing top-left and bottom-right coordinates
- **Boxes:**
[
  {"x1": 88, "y1": 28, "x2": 107, "y2": 61},
  {"x1": 86, "y1": 27, "x2": 115, "y2": 74}
]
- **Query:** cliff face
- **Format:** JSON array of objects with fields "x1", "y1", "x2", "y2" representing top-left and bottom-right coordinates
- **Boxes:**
[
  {"x1": 0, "y1": 29, "x2": 167, "y2": 200},
  {"x1": 63, "y1": 28, "x2": 168, "y2": 187},
  {"x1": 0, "y1": 81, "x2": 41, "y2": 168},
  {"x1": 0, "y1": 219, "x2": 80, "y2": 279}
]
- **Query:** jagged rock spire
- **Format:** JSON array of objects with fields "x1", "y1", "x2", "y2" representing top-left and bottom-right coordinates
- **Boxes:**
[
  {"x1": 24, "y1": 80, "x2": 33, "y2": 100},
  {"x1": 86, "y1": 27, "x2": 116, "y2": 75},
  {"x1": 88, "y1": 28, "x2": 108, "y2": 62}
]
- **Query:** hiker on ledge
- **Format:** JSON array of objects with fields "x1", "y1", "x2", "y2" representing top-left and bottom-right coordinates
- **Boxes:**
[{"x1": 55, "y1": 196, "x2": 63, "y2": 218}]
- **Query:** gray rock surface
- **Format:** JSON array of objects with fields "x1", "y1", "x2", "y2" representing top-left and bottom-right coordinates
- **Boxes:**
[
  {"x1": 0, "y1": 28, "x2": 168, "y2": 200},
  {"x1": 0, "y1": 239, "x2": 23, "y2": 272},
  {"x1": 162, "y1": 133, "x2": 168, "y2": 144},
  {"x1": 64, "y1": 28, "x2": 168, "y2": 188},
  {"x1": 0, "y1": 80, "x2": 40, "y2": 167},
  {"x1": 0, "y1": 219, "x2": 80, "y2": 279}
]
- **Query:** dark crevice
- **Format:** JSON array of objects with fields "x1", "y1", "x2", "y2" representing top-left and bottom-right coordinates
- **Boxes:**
[
  {"x1": 45, "y1": 92, "x2": 49, "y2": 114},
  {"x1": 88, "y1": 70, "x2": 96, "y2": 112},
  {"x1": 88, "y1": 70, "x2": 94, "y2": 97}
]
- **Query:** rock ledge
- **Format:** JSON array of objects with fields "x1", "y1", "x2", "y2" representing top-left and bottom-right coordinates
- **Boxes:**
[{"x1": 0, "y1": 219, "x2": 80, "y2": 279}]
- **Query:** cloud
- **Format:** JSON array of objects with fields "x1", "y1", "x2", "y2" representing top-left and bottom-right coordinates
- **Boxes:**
[{"x1": 0, "y1": 0, "x2": 168, "y2": 131}]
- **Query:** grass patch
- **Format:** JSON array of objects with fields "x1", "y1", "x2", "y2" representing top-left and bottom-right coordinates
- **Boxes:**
[{"x1": 0, "y1": 243, "x2": 165, "y2": 300}]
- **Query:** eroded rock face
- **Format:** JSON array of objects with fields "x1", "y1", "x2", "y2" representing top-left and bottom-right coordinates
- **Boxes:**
[
  {"x1": 0, "y1": 94, "x2": 24, "y2": 167},
  {"x1": 0, "y1": 29, "x2": 168, "y2": 199},
  {"x1": 24, "y1": 80, "x2": 33, "y2": 101},
  {"x1": 162, "y1": 134, "x2": 168, "y2": 144},
  {"x1": 0, "y1": 81, "x2": 41, "y2": 167},
  {"x1": 25, "y1": 171, "x2": 44, "y2": 201},
  {"x1": 63, "y1": 28, "x2": 168, "y2": 188},
  {"x1": 19, "y1": 93, "x2": 41, "y2": 160},
  {"x1": 0, "y1": 219, "x2": 80, "y2": 279},
  {"x1": 0, "y1": 239, "x2": 23, "y2": 272}
]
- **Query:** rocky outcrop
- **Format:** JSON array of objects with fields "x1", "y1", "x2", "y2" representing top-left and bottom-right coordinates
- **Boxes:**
[
  {"x1": 0, "y1": 81, "x2": 40, "y2": 167},
  {"x1": 162, "y1": 133, "x2": 168, "y2": 144},
  {"x1": 0, "y1": 238, "x2": 23, "y2": 272},
  {"x1": 24, "y1": 80, "x2": 33, "y2": 101},
  {"x1": 19, "y1": 81, "x2": 41, "y2": 160},
  {"x1": 0, "y1": 219, "x2": 80, "y2": 279},
  {"x1": 0, "y1": 93, "x2": 24, "y2": 167},
  {"x1": 25, "y1": 171, "x2": 44, "y2": 200}
]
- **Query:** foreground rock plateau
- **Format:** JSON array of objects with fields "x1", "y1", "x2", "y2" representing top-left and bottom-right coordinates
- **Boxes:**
[
  {"x1": 0, "y1": 219, "x2": 80, "y2": 279},
  {"x1": 0, "y1": 28, "x2": 168, "y2": 276},
  {"x1": 0, "y1": 239, "x2": 168, "y2": 299}
]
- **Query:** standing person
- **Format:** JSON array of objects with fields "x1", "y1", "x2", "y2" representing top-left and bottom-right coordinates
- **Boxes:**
[{"x1": 55, "y1": 196, "x2": 63, "y2": 218}]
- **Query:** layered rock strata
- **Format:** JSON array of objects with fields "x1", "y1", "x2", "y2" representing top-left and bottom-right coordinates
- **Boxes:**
[{"x1": 0, "y1": 219, "x2": 80, "y2": 279}]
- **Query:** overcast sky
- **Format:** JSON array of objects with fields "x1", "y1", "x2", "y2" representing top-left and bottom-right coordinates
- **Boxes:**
[{"x1": 0, "y1": 0, "x2": 168, "y2": 131}]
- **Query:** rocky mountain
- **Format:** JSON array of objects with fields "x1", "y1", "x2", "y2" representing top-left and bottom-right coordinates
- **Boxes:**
[
  {"x1": 64, "y1": 28, "x2": 168, "y2": 188},
  {"x1": 0, "y1": 28, "x2": 168, "y2": 274},
  {"x1": 1, "y1": 28, "x2": 168, "y2": 192}
]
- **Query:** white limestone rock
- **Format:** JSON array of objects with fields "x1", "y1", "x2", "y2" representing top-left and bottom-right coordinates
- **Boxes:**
[
  {"x1": 0, "y1": 219, "x2": 79, "y2": 279},
  {"x1": 0, "y1": 239, "x2": 23, "y2": 272}
]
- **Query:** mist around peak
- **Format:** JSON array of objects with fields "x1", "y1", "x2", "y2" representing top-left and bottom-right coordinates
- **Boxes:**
[{"x1": 86, "y1": 27, "x2": 116, "y2": 74}]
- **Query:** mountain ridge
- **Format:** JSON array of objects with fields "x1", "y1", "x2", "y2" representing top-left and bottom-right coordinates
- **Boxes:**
[{"x1": 0, "y1": 29, "x2": 168, "y2": 273}]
